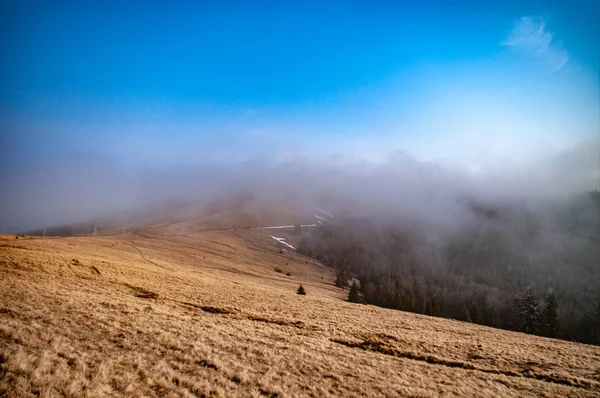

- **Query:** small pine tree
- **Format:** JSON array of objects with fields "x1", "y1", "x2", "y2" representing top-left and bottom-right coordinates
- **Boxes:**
[
  {"x1": 518, "y1": 287, "x2": 539, "y2": 334},
  {"x1": 542, "y1": 291, "x2": 558, "y2": 338},
  {"x1": 348, "y1": 281, "x2": 361, "y2": 303},
  {"x1": 297, "y1": 285, "x2": 306, "y2": 295}
]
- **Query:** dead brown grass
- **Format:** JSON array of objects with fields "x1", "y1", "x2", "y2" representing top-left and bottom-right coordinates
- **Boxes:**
[{"x1": 1, "y1": 227, "x2": 599, "y2": 397}]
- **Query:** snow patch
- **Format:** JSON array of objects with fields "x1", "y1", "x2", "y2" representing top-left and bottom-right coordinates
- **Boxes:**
[
  {"x1": 252, "y1": 224, "x2": 318, "y2": 230},
  {"x1": 269, "y1": 235, "x2": 297, "y2": 250},
  {"x1": 313, "y1": 207, "x2": 334, "y2": 218},
  {"x1": 256, "y1": 225, "x2": 295, "y2": 229},
  {"x1": 314, "y1": 214, "x2": 327, "y2": 222}
]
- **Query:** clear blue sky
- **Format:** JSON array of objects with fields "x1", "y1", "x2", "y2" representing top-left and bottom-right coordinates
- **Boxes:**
[{"x1": 1, "y1": 0, "x2": 599, "y2": 168}]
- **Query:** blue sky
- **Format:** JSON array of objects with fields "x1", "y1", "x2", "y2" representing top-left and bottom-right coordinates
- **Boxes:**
[{"x1": 1, "y1": 0, "x2": 598, "y2": 169}]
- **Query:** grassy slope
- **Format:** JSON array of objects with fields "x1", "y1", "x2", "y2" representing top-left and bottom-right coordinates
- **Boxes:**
[{"x1": 1, "y1": 227, "x2": 600, "y2": 398}]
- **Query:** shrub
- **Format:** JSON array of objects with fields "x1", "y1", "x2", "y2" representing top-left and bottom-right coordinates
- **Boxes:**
[
  {"x1": 297, "y1": 285, "x2": 306, "y2": 295},
  {"x1": 274, "y1": 267, "x2": 283, "y2": 273},
  {"x1": 286, "y1": 272, "x2": 291, "y2": 276}
]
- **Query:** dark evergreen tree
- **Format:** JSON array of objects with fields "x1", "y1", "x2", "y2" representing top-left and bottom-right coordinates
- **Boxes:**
[
  {"x1": 518, "y1": 287, "x2": 539, "y2": 334},
  {"x1": 296, "y1": 285, "x2": 306, "y2": 295},
  {"x1": 541, "y1": 291, "x2": 558, "y2": 338},
  {"x1": 348, "y1": 281, "x2": 361, "y2": 303}
]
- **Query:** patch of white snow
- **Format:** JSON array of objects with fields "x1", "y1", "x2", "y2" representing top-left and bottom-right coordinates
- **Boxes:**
[
  {"x1": 313, "y1": 207, "x2": 334, "y2": 218},
  {"x1": 269, "y1": 235, "x2": 297, "y2": 250}
]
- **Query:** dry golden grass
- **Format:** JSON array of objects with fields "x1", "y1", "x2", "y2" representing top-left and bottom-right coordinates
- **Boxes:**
[{"x1": 1, "y1": 225, "x2": 600, "y2": 397}]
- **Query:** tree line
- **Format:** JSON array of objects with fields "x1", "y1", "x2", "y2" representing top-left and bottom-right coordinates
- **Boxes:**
[{"x1": 300, "y1": 192, "x2": 600, "y2": 344}]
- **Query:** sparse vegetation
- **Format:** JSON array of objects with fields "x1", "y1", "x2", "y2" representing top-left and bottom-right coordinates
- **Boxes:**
[
  {"x1": 1, "y1": 211, "x2": 599, "y2": 397},
  {"x1": 3, "y1": 1, "x2": 599, "y2": 395}
]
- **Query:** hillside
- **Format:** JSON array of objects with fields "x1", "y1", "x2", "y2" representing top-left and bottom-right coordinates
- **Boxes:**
[{"x1": 2, "y1": 212, "x2": 600, "y2": 397}]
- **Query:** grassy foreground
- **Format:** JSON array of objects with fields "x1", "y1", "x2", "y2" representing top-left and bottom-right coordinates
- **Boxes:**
[{"x1": 1, "y1": 230, "x2": 599, "y2": 397}]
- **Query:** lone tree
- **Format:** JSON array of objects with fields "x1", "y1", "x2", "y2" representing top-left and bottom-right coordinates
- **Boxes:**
[
  {"x1": 348, "y1": 281, "x2": 361, "y2": 303},
  {"x1": 541, "y1": 290, "x2": 558, "y2": 338},
  {"x1": 518, "y1": 287, "x2": 539, "y2": 334},
  {"x1": 297, "y1": 285, "x2": 306, "y2": 295}
]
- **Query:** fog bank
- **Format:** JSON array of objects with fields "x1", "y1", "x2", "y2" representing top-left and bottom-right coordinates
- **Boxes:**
[{"x1": 0, "y1": 137, "x2": 598, "y2": 233}]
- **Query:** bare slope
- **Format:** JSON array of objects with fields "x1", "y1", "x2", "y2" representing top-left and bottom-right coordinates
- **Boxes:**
[{"x1": 1, "y1": 227, "x2": 600, "y2": 397}]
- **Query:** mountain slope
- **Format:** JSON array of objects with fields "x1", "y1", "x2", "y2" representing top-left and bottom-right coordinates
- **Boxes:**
[{"x1": 1, "y1": 229, "x2": 600, "y2": 397}]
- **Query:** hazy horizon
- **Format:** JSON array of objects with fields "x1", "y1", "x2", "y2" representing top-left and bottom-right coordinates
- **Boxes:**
[{"x1": 1, "y1": 0, "x2": 599, "y2": 232}]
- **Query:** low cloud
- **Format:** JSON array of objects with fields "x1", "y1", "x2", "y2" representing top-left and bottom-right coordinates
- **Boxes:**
[{"x1": 0, "y1": 136, "x2": 597, "y2": 233}]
